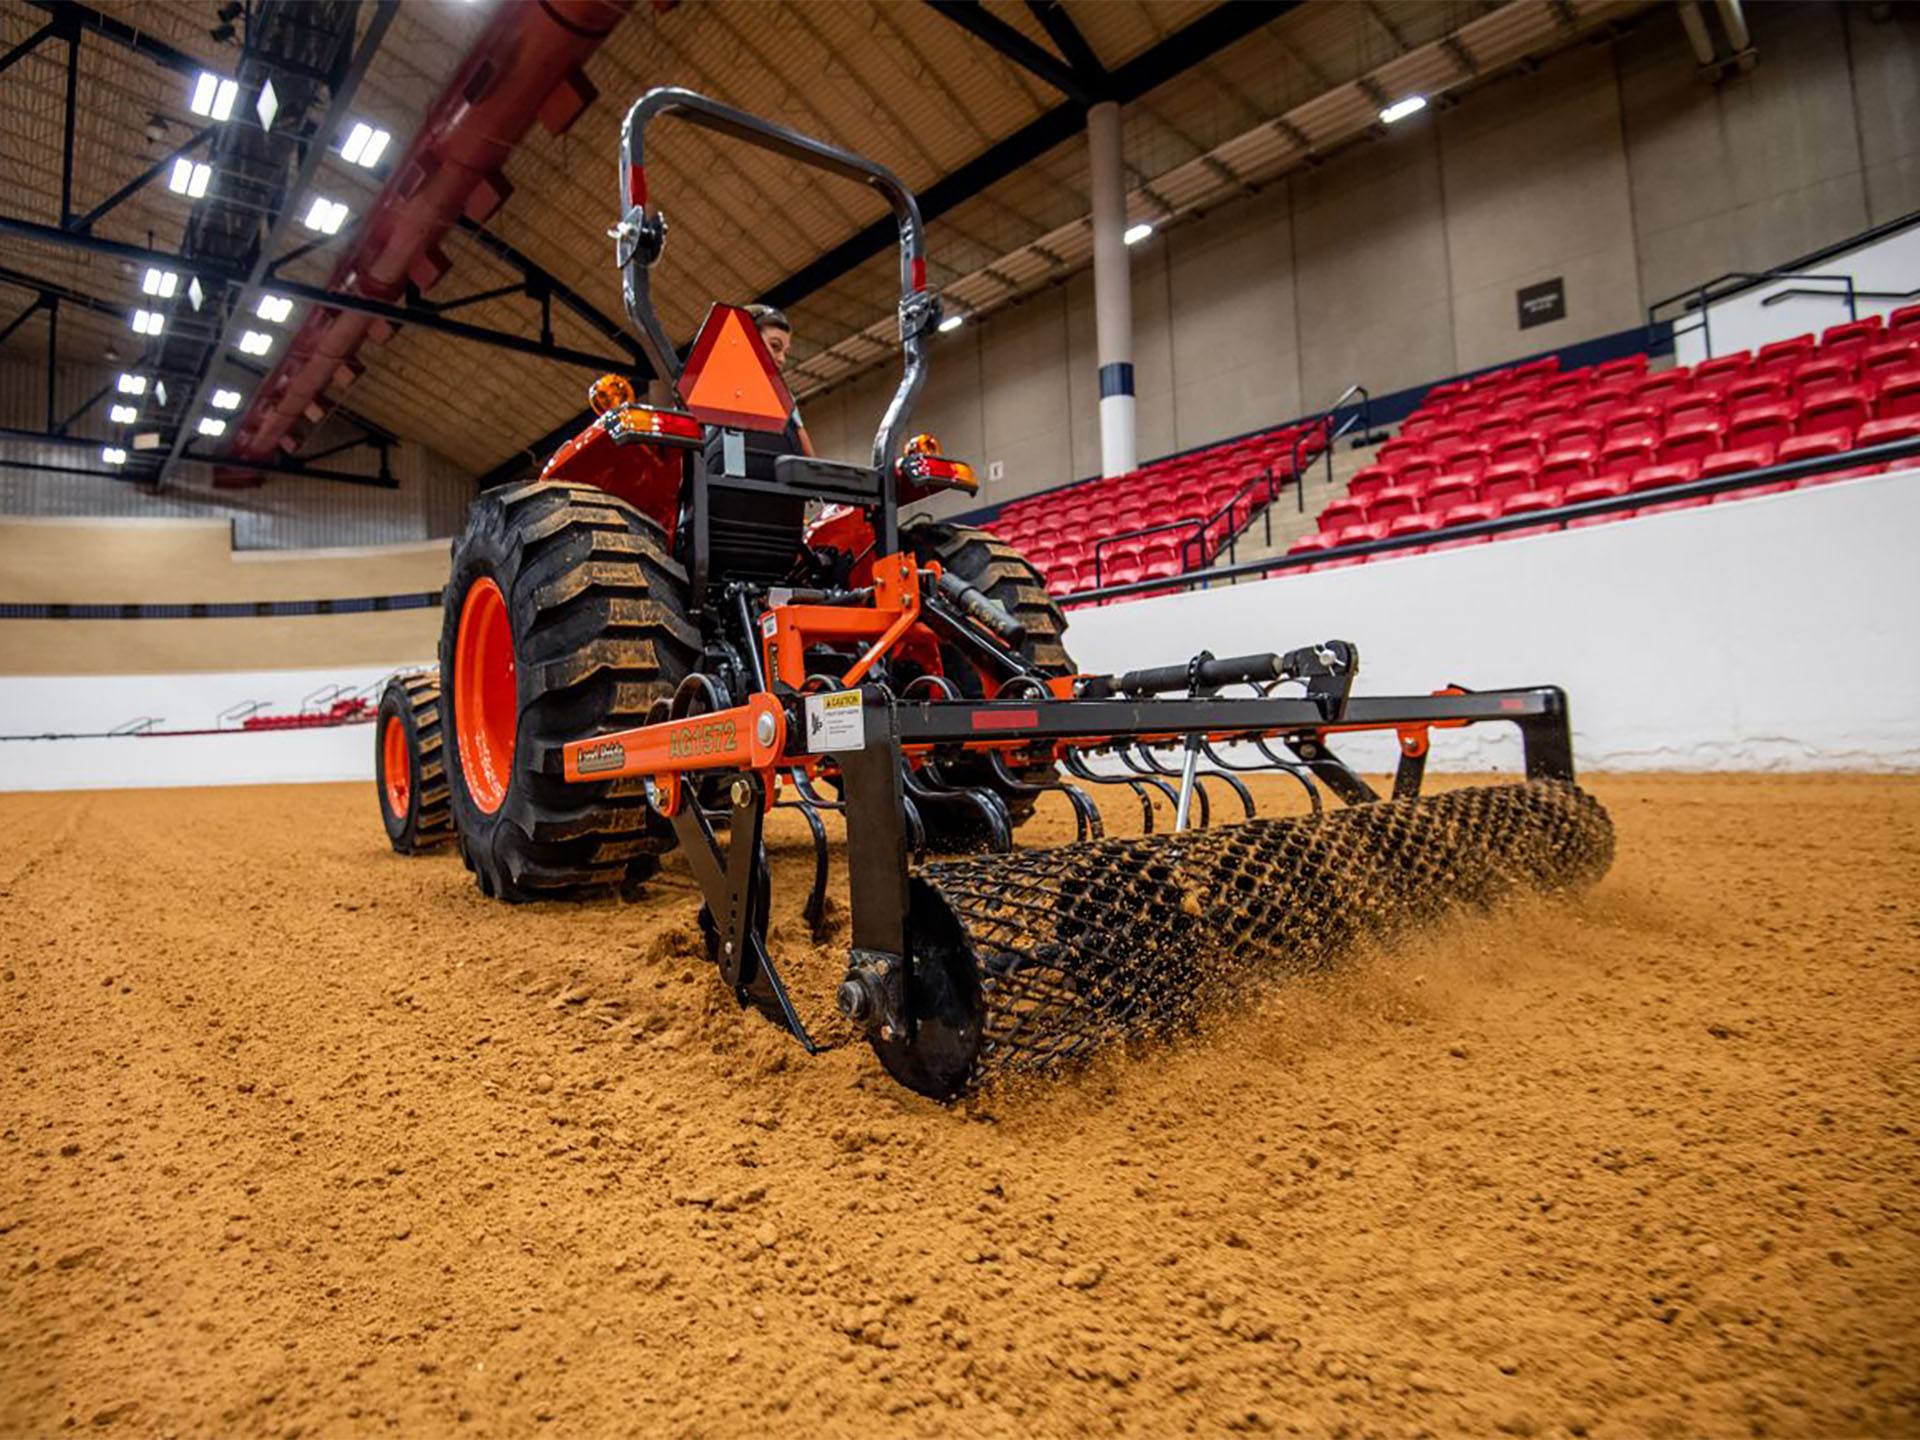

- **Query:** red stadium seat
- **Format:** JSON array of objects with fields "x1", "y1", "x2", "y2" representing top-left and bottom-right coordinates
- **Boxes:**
[
  {"x1": 1562, "y1": 473, "x2": 1633, "y2": 528},
  {"x1": 1499, "y1": 486, "x2": 1567, "y2": 538},
  {"x1": 1792, "y1": 354, "x2": 1856, "y2": 395},
  {"x1": 1367, "y1": 486, "x2": 1423, "y2": 524},
  {"x1": 1725, "y1": 401, "x2": 1797, "y2": 450},
  {"x1": 1876, "y1": 367, "x2": 1920, "y2": 420},
  {"x1": 1821, "y1": 317, "x2": 1884, "y2": 348},
  {"x1": 1861, "y1": 339, "x2": 1918, "y2": 380},
  {"x1": 1436, "y1": 438, "x2": 1493, "y2": 470},
  {"x1": 1321, "y1": 522, "x2": 1387, "y2": 569},
  {"x1": 1661, "y1": 389, "x2": 1723, "y2": 427},
  {"x1": 1699, "y1": 442, "x2": 1778, "y2": 480},
  {"x1": 1658, "y1": 413, "x2": 1725, "y2": 465},
  {"x1": 1345, "y1": 465, "x2": 1395, "y2": 502},
  {"x1": 1383, "y1": 512, "x2": 1443, "y2": 554},
  {"x1": 1544, "y1": 415, "x2": 1603, "y2": 450},
  {"x1": 1891, "y1": 303, "x2": 1920, "y2": 336},
  {"x1": 1539, "y1": 440, "x2": 1598, "y2": 488},
  {"x1": 1285, "y1": 532, "x2": 1340, "y2": 571},
  {"x1": 1594, "y1": 354, "x2": 1649, "y2": 383},
  {"x1": 1423, "y1": 474, "x2": 1482, "y2": 512},
  {"x1": 1523, "y1": 398, "x2": 1576, "y2": 428},
  {"x1": 1858, "y1": 414, "x2": 1920, "y2": 445},
  {"x1": 1776, "y1": 428, "x2": 1854, "y2": 462},
  {"x1": 1488, "y1": 430, "x2": 1544, "y2": 466},
  {"x1": 1633, "y1": 370, "x2": 1691, "y2": 403},
  {"x1": 1598, "y1": 433, "x2": 1658, "y2": 479},
  {"x1": 1429, "y1": 500, "x2": 1498, "y2": 550},
  {"x1": 1376, "y1": 437, "x2": 1428, "y2": 469},
  {"x1": 1725, "y1": 373, "x2": 1789, "y2": 409},
  {"x1": 1318, "y1": 496, "x2": 1368, "y2": 533},
  {"x1": 1628, "y1": 458, "x2": 1707, "y2": 515},
  {"x1": 1756, "y1": 334, "x2": 1815, "y2": 374},
  {"x1": 1602, "y1": 404, "x2": 1661, "y2": 445},
  {"x1": 1798, "y1": 383, "x2": 1875, "y2": 436},
  {"x1": 1481, "y1": 459, "x2": 1540, "y2": 506},
  {"x1": 1692, "y1": 351, "x2": 1751, "y2": 383},
  {"x1": 1396, "y1": 455, "x2": 1444, "y2": 488}
]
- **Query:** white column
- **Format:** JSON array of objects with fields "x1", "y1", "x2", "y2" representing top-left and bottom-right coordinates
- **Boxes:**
[{"x1": 1087, "y1": 100, "x2": 1136, "y2": 478}]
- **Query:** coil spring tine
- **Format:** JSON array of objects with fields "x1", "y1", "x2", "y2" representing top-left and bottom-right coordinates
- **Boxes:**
[
  {"x1": 788, "y1": 767, "x2": 845, "y2": 812},
  {"x1": 1063, "y1": 748, "x2": 1162, "y2": 835},
  {"x1": 1131, "y1": 743, "x2": 1213, "y2": 828},
  {"x1": 902, "y1": 793, "x2": 927, "y2": 856},
  {"x1": 1061, "y1": 782, "x2": 1104, "y2": 841},
  {"x1": 984, "y1": 751, "x2": 1051, "y2": 797},
  {"x1": 782, "y1": 797, "x2": 832, "y2": 940},
  {"x1": 1251, "y1": 738, "x2": 1326, "y2": 816},
  {"x1": 904, "y1": 763, "x2": 1014, "y2": 853}
]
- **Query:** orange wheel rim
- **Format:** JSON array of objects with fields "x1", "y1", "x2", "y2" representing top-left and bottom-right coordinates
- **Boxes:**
[
  {"x1": 381, "y1": 713, "x2": 410, "y2": 818},
  {"x1": 455, "y1": 577, "x2": 516, "y2": 814}
]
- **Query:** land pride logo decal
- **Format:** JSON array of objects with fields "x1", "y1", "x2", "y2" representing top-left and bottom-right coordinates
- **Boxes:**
[{"x1": 575, "y1": 739, "x2": 626, "y2": 775}]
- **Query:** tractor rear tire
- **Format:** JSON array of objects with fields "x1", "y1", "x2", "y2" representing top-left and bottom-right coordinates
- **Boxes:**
[
  {"x1": 439, "y1": 481, "x2": 699, "y2": 903},
  {"x1": 902, "y1": 520, "x2": 1073, "y2": 842},
  {"x1": 375, "y1": 668, "x2": 453, "y2": 854}
]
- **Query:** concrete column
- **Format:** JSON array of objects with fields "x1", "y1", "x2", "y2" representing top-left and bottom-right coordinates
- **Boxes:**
[{"x1": 1087, "y1": 100, "x2": 1136, "y2": 477}]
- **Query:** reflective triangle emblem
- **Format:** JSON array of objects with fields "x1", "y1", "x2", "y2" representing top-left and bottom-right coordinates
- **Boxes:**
[{"x1": 677, "y1": 303, "x2": 797, "y2": 433}]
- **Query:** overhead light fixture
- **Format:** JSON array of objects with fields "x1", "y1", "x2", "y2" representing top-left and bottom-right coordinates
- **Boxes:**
[
  {"x1": 130, "y1": 309, "x2": 164, "y2": 336},
  {"x1": 154, "y1": 381, "x2": 169, "y2": 407},
  {"x1": 211, "y1": 388, "x2": 243, "y2": 411},
  {"x1": 188, "y1": 276, "x2": 205, "y2": 311},
  {"x1": 109, "y1": 403, "x2": 139, "y2": 424},
  {"x1": 255, "y1": 294, "x2": 294, "y2": 323},
  {"x1": 167, "y1": 158, "x2": 212, "y2": 198},
  {"x1": 238, "y1": 330, "x2": 274, "y2": 355},
  {"x1": 116, "y1": 373, "x2": 147, "y2": 396},
  {"x1": 1122, "y1": 221, "x2": 1154, "y2": 246},
  {"x1": 339, "y1": 121, "x2": 392, "y2": 169},
  {"x1": 101, "y1": 446, "x2": 128, "y2": 466},
  {"x1": 133, "y1": 431, "x2": 162, "y2": 451},
  {"x1": 937, "y1": 312, "x2": 964, "y2": 334},
  {"x1": 256, "y1": 78, "x2": 279, "y2": 132},
  {"x1": 141, "y1": 266, "x2": 179, "y2": 298},
  {"x1": 1379, "y1": 94, "x2": 1428, "y2": 125},
  {"x1": 197, "y1": 417, "x2": 228, "y2": 438},
  {"x1": 301, "y1": 197, "x2": 349, "y2": 235},
  {"x1": 189, "y1": 71, "x2": 239, "y2": 122}
]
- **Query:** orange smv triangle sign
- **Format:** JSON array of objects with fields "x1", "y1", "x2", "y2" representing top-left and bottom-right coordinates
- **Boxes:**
[{"x1": 677, "y1": 303, "x2": 797, "y2": 433}]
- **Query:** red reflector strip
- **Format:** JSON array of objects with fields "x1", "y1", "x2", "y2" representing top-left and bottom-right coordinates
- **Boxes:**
[
  {"x1": 627, "y1": 165, "x2": 647, "y2": 208},
  {"x1": 972, "y1": 708, "x2": 1039, "y2": 731},
  {"x1": 911, "y1": 256, "x2": 926, "y2": 292},
  {"x1": 1500, "y1": 697, "x2": 1526, "y2": 712}
]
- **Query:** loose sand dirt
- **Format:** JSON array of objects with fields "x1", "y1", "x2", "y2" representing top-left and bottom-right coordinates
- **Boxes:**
[{"x1": 2, "y1": 773, "x2": 1916, "y2": 1438}]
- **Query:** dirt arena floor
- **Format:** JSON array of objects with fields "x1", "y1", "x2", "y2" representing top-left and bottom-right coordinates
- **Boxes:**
[{"x1": 2, "y1": 771, "x2": 1917, "y2": 1438}]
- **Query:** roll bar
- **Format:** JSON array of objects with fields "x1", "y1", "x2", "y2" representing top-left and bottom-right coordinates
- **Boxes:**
[{"x1": 615, "y1": 87, "x2": 938, "y2": 472}]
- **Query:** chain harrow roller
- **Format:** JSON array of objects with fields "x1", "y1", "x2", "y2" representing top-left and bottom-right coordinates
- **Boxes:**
[{"x1": 889, "y1": 781, "x2": 1614, "y2": 1098}]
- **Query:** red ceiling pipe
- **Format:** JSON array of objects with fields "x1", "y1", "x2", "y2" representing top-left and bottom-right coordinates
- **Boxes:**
[{"x1": 222, "y1": 0, "x2": 631, "y2": 478}]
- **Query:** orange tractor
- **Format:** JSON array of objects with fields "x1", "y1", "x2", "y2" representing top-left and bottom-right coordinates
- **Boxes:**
[{"x1": 374, "y1": 89, "x2": 1613, "y2": 1099}]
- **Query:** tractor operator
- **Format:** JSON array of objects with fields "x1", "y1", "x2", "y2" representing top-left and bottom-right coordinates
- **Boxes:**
[{"x1": 747, "y1": 303, "x2": 814, "y2": 457}]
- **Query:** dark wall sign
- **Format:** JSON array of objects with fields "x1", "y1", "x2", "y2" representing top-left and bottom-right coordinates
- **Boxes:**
[{"x1": 1517, "y1": 277, "x2": 1567, "y2": 330}]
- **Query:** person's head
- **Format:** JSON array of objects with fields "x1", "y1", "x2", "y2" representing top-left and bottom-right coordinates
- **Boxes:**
[{"x1": 747, "y1": 303, "x2": 793, "y2": 372}]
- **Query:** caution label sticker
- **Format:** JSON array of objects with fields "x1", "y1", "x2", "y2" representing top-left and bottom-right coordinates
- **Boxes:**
[{"x1": 805, "y1": 689, "x2": 865, "y2": 751}]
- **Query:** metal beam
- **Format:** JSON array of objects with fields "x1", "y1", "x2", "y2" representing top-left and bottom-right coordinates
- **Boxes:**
[
  {"x1": 156, "y1": 0, "x2": 398, "y2": 487},
  {"x1": 454, "y1": 218, "x2": 645, "y2": 361},
  {"x1": 0, "y1": 428, "x2": 401, "y2": 488},
  {"x1": 0, "y1": 20, "x2": 57, "y2": 80},
  {"x1": 24, "y1": 0, "x2": 201, "y2": 78},
  {"x1": 478, "y1": 0, "x2": 1300, "y2": 489},
  {"x1": 0, "y1": 296, "x2": 45, "y2": 349},
  {"x1": 1023, "y1": 0, "x2": 1107, "y2": 89},
  {"x1": 0, "y1": 216, "x2": 640, "y2": 374},
  {"x1": 924, "y1": 1, "x2": 1097, "y2": 104},
  {"x1": 70, "y1": 125, "x2": 218, "y2": 235}
]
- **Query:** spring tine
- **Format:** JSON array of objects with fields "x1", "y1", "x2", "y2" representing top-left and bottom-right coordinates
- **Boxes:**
[
  {"x1": 904, "y1": 763, "x2": 1014, "y2": 853},
  {"x1": 902, "y1": 793, "x2": 927, "y2": 856},
  {"x1": 780, "y1": 797, "x2": 832, "y2": 939},
  {"x1": 788, "y1": 767, "x2": 844, "y2": 811},
  {"x1": 1062, "y1": 748, "x2": 1160, "y2": 835},
  {"x1": 1208, "y1": 764, "x2": 1258, "y2": 819},
  {"x1": 1251, "y1": 739, "x2": 1327, "y2": 816},
  {"x1": 1060, "y1": 782, "x2": 1104, "y2": 841}
]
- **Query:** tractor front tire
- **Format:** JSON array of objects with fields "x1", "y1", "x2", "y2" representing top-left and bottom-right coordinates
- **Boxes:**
[
  {"x1": 439, "y1": 481, "x2": 698, "y2": 902},
  {"x1": 375, "y1": 668, "x2": 453, "y2": 854},
  {"x1": 903, "y1": 520, "x2": 1074, "y2": 842}
]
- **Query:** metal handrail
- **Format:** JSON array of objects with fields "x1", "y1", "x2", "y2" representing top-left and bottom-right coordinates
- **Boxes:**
[
  {"x1": 1763, "y1": 284, "x2": 1920, "y2": 310},
  {"x1": 1061, "y1": 433, "x2": 1920, "y2": 605},
  {"x1": 1291, "y1": 384, "x2": 1372, "y2": 510},
  {"x1": 1648, "y1": 271, "x2": 1858, "y2": 359},
  {"x1": 1086, "y1": 467, "x2": 1280, "y2": 586}
]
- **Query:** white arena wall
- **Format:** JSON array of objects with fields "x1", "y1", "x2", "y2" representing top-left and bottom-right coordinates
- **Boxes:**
[{"x1": 1, "y1": 472, "x2": 1915, "y2": 792}]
